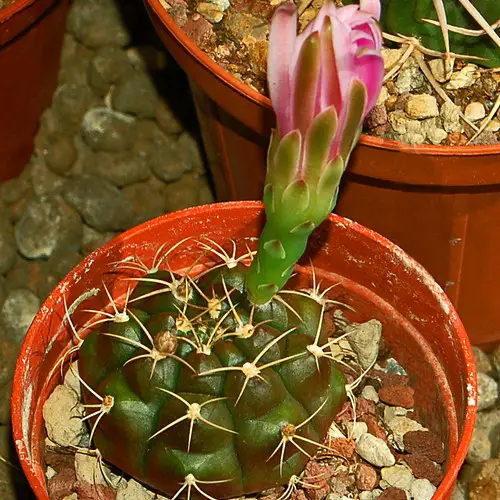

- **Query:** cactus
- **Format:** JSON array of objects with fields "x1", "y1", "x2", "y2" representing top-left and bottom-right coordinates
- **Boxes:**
[
  {"x1": 77, "y1": 248, "x2": 347, "y2": 498},
  {"x1": 72, "y1": 2, "x2": 384, "y2": 497},
  {"x1": 379, "y1": 0, "x2": 500, "y2": 67}
]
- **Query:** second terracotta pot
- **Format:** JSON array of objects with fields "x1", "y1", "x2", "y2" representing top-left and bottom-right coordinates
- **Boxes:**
[
  {"x1": 0, "y1": 0, "x2": 69, "y2": 182},
  {"x1": 144, "y1": 0, "x2": 500, "y2": 350}
]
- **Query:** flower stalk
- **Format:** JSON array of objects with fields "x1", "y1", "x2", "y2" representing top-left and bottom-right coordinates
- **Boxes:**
[{"x1": 247, "y1": 0, "x2": 384, "y2": 305}]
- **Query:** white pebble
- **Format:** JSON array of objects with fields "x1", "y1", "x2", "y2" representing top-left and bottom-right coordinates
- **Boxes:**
[
  {"x1": 381, "y1": 464, "x2": 415, "y2": 491},
  {"x1": 346, "y1": 319, "x2": 382, "y2": 370},
  {"x1": 464, "y1": 102, "x2": 486, "y2": 121},
  {"x1": 444, "y1": 64, "x2": 479, "y2": 89},
  {"x1": 346, "y1": 421, "x2": 368, "y2": 441},
  {"x1": 428, "y1": 58, "x2": 454, "y2": 83},
  {"x1": 63, "y1": 361, "x2": 81, "y2": 397},
  {"x1": 356, "y1": 433, "x2": 396, "y2": 467},
  {"x1": 485, "y1": 119, "x2": 500, "y2": 132},
  {"x1": 477, "y1": 372, "x2": 499, "y2": 411},
  {"x1": 411, "y1": 478, "x2": 437, "y2": 500},
  {"x1": 43, "y1": 384, "x2": 84, "y2": 447},
  {"x1": 386, "y1": 416, "x2": 425, "y2": 451},
  {"x1": 361, "y1": 385, "x2": 380, "y2": 403}
]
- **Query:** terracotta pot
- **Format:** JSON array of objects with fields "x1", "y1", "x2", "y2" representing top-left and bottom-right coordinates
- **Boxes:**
[
  {"x1": 0, "y1": 0, "x2": 69, "y2": 182},
  {"x1": 12, "y1": 201, "x2": 476, "y2": 499},
  {"x1": 143, "y1": 0, "x2": 500, "y2": 350}
]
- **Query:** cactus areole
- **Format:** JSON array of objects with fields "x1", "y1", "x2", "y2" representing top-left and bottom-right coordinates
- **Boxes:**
[{"x1": 77, "y1": 1, "x2": 383, "y2": 497}]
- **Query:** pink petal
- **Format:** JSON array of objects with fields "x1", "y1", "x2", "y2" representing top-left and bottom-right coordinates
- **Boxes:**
[
  {"x1": 291, "y1": 32, "x2": 321, "y2": 140},
  {"x1": 330, "y1": 16, "x2": 356, "y2": 105},
  {"x1": 268, "y1": 3, "x2": 299, "y2": 136},
  {"x1": 318, "y1": 17, "x2": 342, "y2": 116},
  {"x1": 355, "y1": 47, "x2": 384, "y2": 114},
  {"x1": 360, "y1": 0, "x2": 381, "y2": 20}
]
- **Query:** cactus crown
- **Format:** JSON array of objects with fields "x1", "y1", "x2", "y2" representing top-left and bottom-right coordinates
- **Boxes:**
[{"x1": 73, "y1": 240, "x2": 347, "y2": 499}]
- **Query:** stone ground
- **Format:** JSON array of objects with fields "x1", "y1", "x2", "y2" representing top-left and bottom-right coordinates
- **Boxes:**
[
  {"x1": 0, "y1": 0, "x2": 213, "y2": 497},
  {"x1": 0, "y1": 0, "x2": 498, "y2": 499}
]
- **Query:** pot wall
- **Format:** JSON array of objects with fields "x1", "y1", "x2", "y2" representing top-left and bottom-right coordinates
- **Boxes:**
[
  {"x1": 0, "y1": 0, "x2": 69, "y2": 181},
  {"x1": 12, "y1": 202, "x2": 476, "y2": 499},
  {"x1": 144, "y1": 0, "x2": 500, "y2": 349}
]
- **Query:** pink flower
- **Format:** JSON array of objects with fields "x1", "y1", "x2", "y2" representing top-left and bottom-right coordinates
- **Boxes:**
[{"x1": 267, "y1": 0, "x2": 383, "y2": 163}]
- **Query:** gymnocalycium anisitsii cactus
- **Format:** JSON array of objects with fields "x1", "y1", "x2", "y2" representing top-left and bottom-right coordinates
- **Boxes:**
[{"x1": 76, "y1": 1, "x2": 384, "y2": 498}]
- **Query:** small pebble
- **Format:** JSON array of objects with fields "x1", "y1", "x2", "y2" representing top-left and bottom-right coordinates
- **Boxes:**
[
  {"x1": 197, "y1": 2, "x2": 224, "y2": 23},
  {"x1": 63, "y1": 174, "x2": 134, "y2": 232},
  {"x1": 88, "y1": 46, "x2": 134, "y2": 95},
  {"x1": 410, "y1": 478, "x2": 436, "y2": 500},
  {"x1": 450, "y1": 482, "x2": 466, "y2": 500},
  {"x1": 440, "y1": 101, "x2": 461, "y2": 133},
  {"x1": 67, "y1": 0, "x2": 130, "y2": 48},
  {"x1": 356, "y1": 433, "x2": 396, "y2": 467},
  {"x1": 381, "y1": 48, "x2": 404, "y2": 71},
  {"x1": 44, "y1": 135, "x2": 77, "y2": 174},
  {"x1": 15, "y1": 194, "x2": 83, "y2": 259},
  {"x1": 346, "y1": 319, "x2": 382, "y2": 370},
  {"x1": 116, "y1": 478, "x2": 156, "y2": 499},
  {"x1": 381, "y1": 464, "x2": 415, "y2": 491},
  {"x1": 52, "y1": 83, "x2": 93, "y2": 133},
  {"x1": 111, "y1": 71, "x2": 159, "y2": 118},
  {"x1": 43, "y1": 384, "x2": 84, "y2": 447},
  {"x1": 356, "y1": 463, "x2": 379, "y2": 491},
  {"x1": 379, "y1": 385, "x2": 414, "y2": 409},
  {"x1": 378, "y1": 487, "x2": 407, "y2": 500},
  {"x1": 444, "y1": 64, "x2": 478, "y2": 89},
  {"x1": 466, "y1": 408, "x2": 500, "y2": 463},
  {"x1": 385, "y1": 415, "x2": 425, "y2": 452},
  {"x1": 491, "y1": 345, "x2": 500, "y2": 378},
  {"x1": 75, "y1": 452, "x2": 109, "y2": 486},
  {"x1": 404, "y1": 454, "x2": 443, "y2": 486},
  {"x1": 82, "y1": 107, "x2": 137, "y2": 152},
  {"x1": 476, "y1": 372, "x2": 499, "y2": 411},
  {"x1": 395, "y1": 61, "x2": 424, "y2": 94},
  {"x1": 405, "y1": 95, "x2": 439, "y2": 119},
  {"x1": 464, "y1": 102, "x2": 486, "y2": 122},
  {"x1": 403, "y1": 430, "x2": 445, "y2": 463},
  {"x1": 1, "y1": 288, "x2": 40, "y2": 341},
  {"x1": 428, "y1": 58, "x2": 454, "y2": 83},
  {"x1": 361, "y1": 385, "x2": 380, "y2": 403},
  {"x1": 0, "y1": 218, "x2": 17, "y2": 275},
  {"x1": 383, "y1": 358, "x2": 408, "y2": 377},
  {"x1": 468, "y1": 458, "x2": 500, "y2": 500},
  {"x1": 346, "y1": 421, "x2": 368, "y2": 441}
]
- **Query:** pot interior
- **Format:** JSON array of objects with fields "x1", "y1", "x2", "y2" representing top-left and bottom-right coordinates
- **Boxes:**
[{"x1": 12, "y1": 201, "x2": 476, "y2": 499}]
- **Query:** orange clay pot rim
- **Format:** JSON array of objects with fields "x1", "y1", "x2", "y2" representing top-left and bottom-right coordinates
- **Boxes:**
[
  {"x1": 0, "y1": 0, "x2": 38, "y2": 21},
  {"x1": 147, "y1": 0, "x2": 500, "y2": 157}
]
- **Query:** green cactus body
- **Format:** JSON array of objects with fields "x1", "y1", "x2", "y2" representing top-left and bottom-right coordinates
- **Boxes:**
[
  {"x1": 379, "y1": 0, "x2": 500, "y2": 67},
  {"x1": 78, "y1": 263, "x2": 346, "y2": 498}
]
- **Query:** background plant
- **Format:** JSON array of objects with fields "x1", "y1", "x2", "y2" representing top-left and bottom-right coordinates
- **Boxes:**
[{"x1": 379, "y1": 0, "x2": 500, "y2": 66}]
